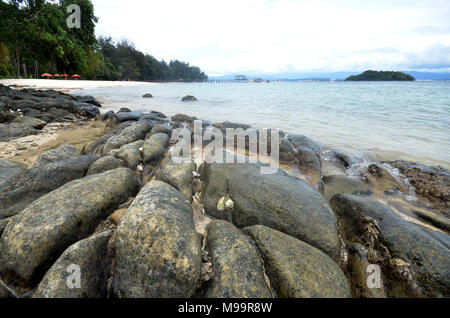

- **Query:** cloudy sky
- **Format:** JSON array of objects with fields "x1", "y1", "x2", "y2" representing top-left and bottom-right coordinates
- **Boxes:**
[{"x1": 92, "y1": 0, "x2": 450, "y2": 76}]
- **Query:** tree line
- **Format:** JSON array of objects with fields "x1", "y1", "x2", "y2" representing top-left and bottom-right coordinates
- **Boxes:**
[
  {"x1": 0, "y1": 0, "x2": 208, "y2": 81},
  {"x1": 345, "y1": 70, "x2": 415, "y2": 81}
]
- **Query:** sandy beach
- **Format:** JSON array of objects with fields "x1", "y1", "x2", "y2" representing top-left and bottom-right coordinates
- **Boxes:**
[{"x1": 0, "y1": 79, "x2": 151, "y2": 91}]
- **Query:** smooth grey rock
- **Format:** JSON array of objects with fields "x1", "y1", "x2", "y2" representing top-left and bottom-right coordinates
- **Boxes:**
[
  {"x1": 32, "y1": 145, "x2": 81, "y2": 167},
  {"x1": 0, "y1": 168, "x2": 138, "y2": 287},
  {"x1": 0, "y1": 159, "x2": 26, "y2": 187},
  {"x1": 205, "y1": 220, "x2": 273, "y2": 298},
  {"x1": 200, "y1": 162, "x2": 341, "y2": 260},
  {"x1": 0, "y1": 155, "x2": 99, "y2": 219},
  {"x1": 171, "y1": 114, "x2": 198, "y2": 124},
  {"x1": 181, "y1": 95, "x2": 197, "y2": 102},
  {"x1": 244, "y1": 225, "x2": 351, "y2": 298},
  {"x1": 114, "y1": 180, "x2": 202, "y2": 298},
  {"x1": 32, "y1": 230, "x2": 113, "y2": 298},
  {"x1": 87, "y1": 156, "x2": 122, "y2": 175},
  {"x1": 151, "y1": 124, "x2": 172, "y2": 136}
]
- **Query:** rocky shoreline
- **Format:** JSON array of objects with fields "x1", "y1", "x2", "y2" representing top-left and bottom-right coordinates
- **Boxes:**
[{"x1": 0, "y1": 85, "x2": 448, "y2": 298}]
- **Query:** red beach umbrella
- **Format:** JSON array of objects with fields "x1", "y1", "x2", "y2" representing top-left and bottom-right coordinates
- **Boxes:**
[
  {"x1": 72, "y1": 74, "x2": 81, "y2": 78},
  {"x1": 63, "y1": 74, "x2": 69, "y2": 77},
  {"x1": 41, "y1": 73, "x2": 53, "y2": 78},
  {"x1": 53, "y1": 74, "x2": 62, "y2": 77}
]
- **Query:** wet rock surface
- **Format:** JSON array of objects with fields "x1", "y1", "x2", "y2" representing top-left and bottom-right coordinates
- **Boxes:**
[
  {"x1": 87, "y1": 156, "x2": 122, "y2": 175},
  {"x1": 285, "y1": 134, "x2": 323, "y2": 191},
  {"x1": 330, "y1": 194, "x2": 450, "y2": 297},
  {"x1": 387, "y1": 161, "x2": 450, "y2": 209},
  {"x1": 143, "y1": 133, "x2": 169, "y2": 163},
  {"x1": 155, "y1": 155, "x2": 196, "y2": 200},
  {"x1": 114, "y1": 180, "x2": 202, "y2": 298}
]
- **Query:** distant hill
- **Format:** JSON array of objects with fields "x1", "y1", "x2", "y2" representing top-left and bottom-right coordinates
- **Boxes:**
[{"x1": 345, "y1": 70, "x2": 415, "y2": 81}]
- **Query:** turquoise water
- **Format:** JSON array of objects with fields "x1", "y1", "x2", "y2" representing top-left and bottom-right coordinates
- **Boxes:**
[{"x1": 78, "y1": 81, "x2": 450, "y2": 168}]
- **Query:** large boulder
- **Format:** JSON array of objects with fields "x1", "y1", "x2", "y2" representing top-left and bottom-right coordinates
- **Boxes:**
[
  {"x1": 205, "y1": 220, "x2": 273, "y2": 298},
  {"x1": 74, "y1": 95, "x2": 102, "y2": 107},
  {"x1": 32, "y1": 145, "x2": 81, "y2": 167},
  {"x1": 330, "y1": 194, "x2": 450, "y2": 297},
  {"x1": 115, "y1": 140, "x2": 144, "y2": 170},
  {"x1": 200, "y1": 162, "x2": 341, "y2": 260},
  {"x1": 143, "y1": 133, "x2": 169, "y2": 163},
  {"x1": 87, "y1": 156, "x2": 122, "y2": 175},
  {"x1": 102, "y1": 122, "x2": 151, "y2": 154},
  {"x1": 138, "y1": 113, "x2": 169, "y2": 125},
  {"x1": 155, "y1": 155, "x2": 196, "y2": 199},
  {"x1": 0, "y1": 159, "x2": 26, "y2": 187},
  {"x1": 12, "y1": 116, "x2": 47, "y2": 129},
  {"x1": 0, "y1": 168, "x2": 138, "y2": 288},
  {"x1": 244, "y1": 225, "x2": 350, "y2": 298},
  {"x1": 0, "y1": 122, "x2": 40, "y2": 141},
  {"x1": 0, "y1": 155, "x2": 99, "y2": 219},
  {"x1": 114, "y1": 180, "x2": 202, "y2": 298},
  {"x1": 172, "y1": 114, "x2": 198, "y2": 124},
  {"x1": 181, "y1": 95, "x2": 197, "y2": 102},
  {"x1": 32, "y1": 230, "x2": 113, "y2": 298},
  {"x1": 72, "y1": 103, "x2": 100, "y2": 119},
  {"x1": 286, "y1": 134, "x2": 323, "y2": 191}
]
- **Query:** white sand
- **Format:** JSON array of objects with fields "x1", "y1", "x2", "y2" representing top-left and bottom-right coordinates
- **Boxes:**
[{"x1": 0, "y1": 79, "x2": 151, "y2": 91}]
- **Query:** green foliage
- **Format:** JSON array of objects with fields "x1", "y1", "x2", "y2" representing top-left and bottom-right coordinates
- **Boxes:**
[
  {"x1": 345, "y1": 70, "x2": 415, "y2": 81},
  {"x1": 97, "y1": 37, "x2": 207, "y2": 81},
  {"x1": 0, "y1": 0, "x2": 207, "y2": 81}
]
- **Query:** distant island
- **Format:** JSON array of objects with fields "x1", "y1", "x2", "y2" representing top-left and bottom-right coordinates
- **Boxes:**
[{"x1": 345, "y1": 70, "x2": 415, "y2": 81}]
